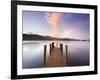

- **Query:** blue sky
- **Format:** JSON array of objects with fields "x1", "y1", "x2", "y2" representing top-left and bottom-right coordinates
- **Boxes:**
[{"x1": 23, "y1": 11, "x2": 90, "y2": 40}]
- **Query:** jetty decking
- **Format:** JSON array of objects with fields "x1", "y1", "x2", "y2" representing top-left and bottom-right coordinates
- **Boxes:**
[{"x1": 44, "y1": 42, "x2": 68, "y2": 67}]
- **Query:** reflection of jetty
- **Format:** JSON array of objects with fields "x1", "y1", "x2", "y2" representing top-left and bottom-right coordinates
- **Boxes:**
[{"x1": 44, "y1": 42, "x2": 68, "y2": 67}]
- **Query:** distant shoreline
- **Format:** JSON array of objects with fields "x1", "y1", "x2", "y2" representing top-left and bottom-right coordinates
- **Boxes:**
[
  {"x1": 23, "y1": 39, "x2": 90, "y2": 41},
  {"x1": 23, "y1": 33, "x2": 90, "y2": 41}
]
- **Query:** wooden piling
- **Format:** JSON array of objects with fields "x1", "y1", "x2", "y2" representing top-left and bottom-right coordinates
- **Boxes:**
[
  {"x1": 66, "y1": 45, "x2": 68, "y2": 65},
  {"x1": 51, "y1": 42, "x2": 54, "y2": 50},
  {"x1": 50, "y1": 44, "x2": 52, "y2": 55},
  {"x1": 60, "y1": 44, "x2": 63, "y2": 54},
  {"x1": 44, "y1": 45, "x2": 47, "y2": 67}
]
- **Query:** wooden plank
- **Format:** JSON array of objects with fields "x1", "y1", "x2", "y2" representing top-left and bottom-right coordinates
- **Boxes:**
[{"x1": 45, "y1": 47, "x2": 67, "y2": 67}]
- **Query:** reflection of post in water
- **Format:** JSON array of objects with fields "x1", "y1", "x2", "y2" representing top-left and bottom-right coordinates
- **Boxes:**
[
  {"x1": 44, "y1": 45, "x2": 46, "y2": 67},
  {"x1": 66, "y1": 45, "x2": 68, "y2": 65}
]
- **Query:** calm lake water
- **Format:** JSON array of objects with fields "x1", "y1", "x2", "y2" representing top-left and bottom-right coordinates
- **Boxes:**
[{"x1": 22, "y1": 41, "x2": 90, "y2": 69}]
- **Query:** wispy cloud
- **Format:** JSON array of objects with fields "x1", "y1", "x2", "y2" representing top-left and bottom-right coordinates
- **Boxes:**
[
  {"x1": 44, "y1": 12, "x2": 63, "y2": 37},
  {"x1": 60, "y1": 21, "x2": 89, "y2": 39}
]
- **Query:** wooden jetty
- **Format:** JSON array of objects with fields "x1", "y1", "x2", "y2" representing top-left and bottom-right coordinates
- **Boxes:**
[{"x1": 44, "y1": 42, "x2": 68, "y2": 67}]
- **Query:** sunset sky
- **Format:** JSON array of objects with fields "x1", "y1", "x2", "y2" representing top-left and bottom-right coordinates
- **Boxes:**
[{"x1": 23, "y1": 11, "x2": 90, "y2": 40}]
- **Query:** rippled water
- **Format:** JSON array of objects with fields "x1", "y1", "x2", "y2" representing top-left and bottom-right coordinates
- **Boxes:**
[{"x1": 22, "y1": 41, "x2": 89, "y2": 69}]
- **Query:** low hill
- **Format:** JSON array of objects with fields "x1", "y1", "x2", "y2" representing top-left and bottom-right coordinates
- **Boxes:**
[{"x1": 23, "y1": 33, "x2": 89, "y2": 41}]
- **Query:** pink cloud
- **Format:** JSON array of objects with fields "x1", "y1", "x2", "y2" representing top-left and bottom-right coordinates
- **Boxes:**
[
  {"x1": 45, "y1": 12, "x2": 63, "y2": 37},
  {"x1": 60, "y1": 21, "x2": 89, "y2": 39}
]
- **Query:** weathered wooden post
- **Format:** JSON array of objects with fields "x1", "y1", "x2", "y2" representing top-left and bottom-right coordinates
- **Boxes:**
[
  {"x1": 66, "y1": 45, "x2": 68, "y2": 65},
  {"x1": 60, "y1": 44, "x2": 63, "y2": 54},
  {"x1": 44, "y1": 45, "x2": 47, "y2": 67},
  {"x1": 50, "y1": 44, "x2": 52, "y2": 55},
  {"x1": 51, "y1": 42, "x2": 54, "y2": 50}
]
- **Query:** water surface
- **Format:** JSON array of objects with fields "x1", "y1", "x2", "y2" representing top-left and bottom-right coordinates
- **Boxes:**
[{"x1": 22, "y1": 41, "x2": 89, "y2": 69}]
